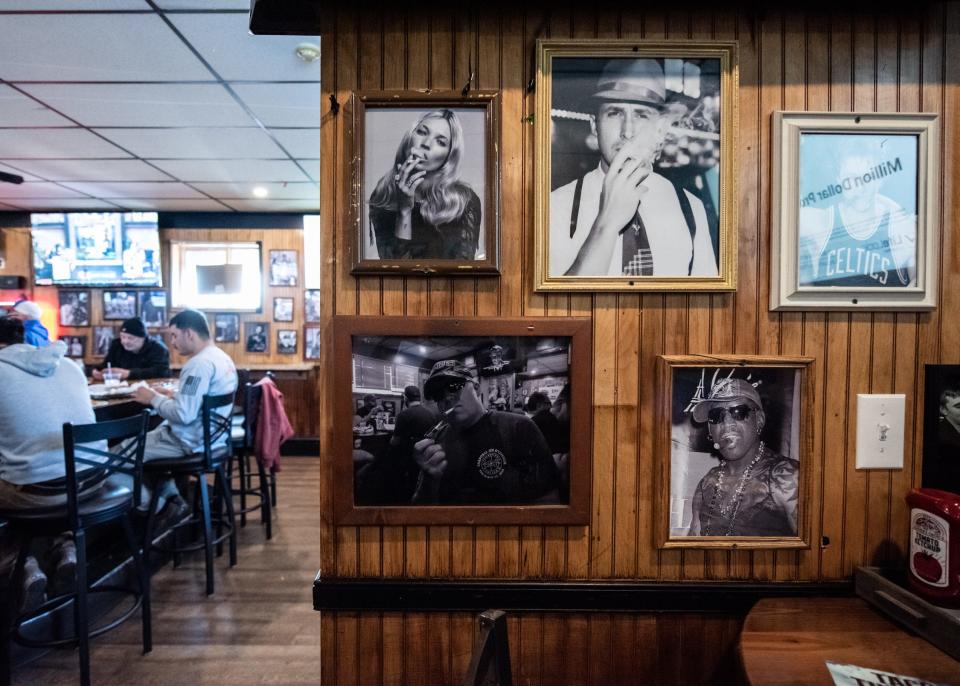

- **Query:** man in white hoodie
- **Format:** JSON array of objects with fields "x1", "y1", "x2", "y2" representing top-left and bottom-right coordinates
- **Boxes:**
[{"x1": 0, "y1": 316, "x2": 105, "y2": 608}]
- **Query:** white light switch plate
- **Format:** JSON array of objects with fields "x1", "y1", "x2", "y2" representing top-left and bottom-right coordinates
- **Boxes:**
[{"x1": 856, "y1": 394, "x2": 905, "y2": 469}]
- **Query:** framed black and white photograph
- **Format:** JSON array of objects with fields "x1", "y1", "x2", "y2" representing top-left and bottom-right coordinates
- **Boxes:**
[
  {"x1": 102, "y1": 290, "x2": 138, "y2": 321},
  {"x1": 61, "y1": 335, "x2": 86, "y2": 359},
  {"x1": 349, "y1": 91, "x2": 501, "y2": 275},
  {"x1": 92, "y1": 326, "x2": 116, "y2": 357},
  {"x1": 269, "y1": 249, "x2": 298, "y2": 286},
  {"x1": 534, "y1": 40, "x2": 738, "y2": 292},
  {"x1": 214, "y1": 313, "x2": 240, "y2": 343},
  {"x1": 273, "y1": 296, "x2": 294, "y2": 322},
  {"x1": 58, "y1": 290, "x2": 90, "y2": 327},
  {"x1": 923, "y1": 365, "x2": 960, "y2": 495},
  {"x1": 656, "y1": 355, "x2": 813, "y2": 549},
  {"x1": 304, "y1": 325, "x2": 321, "y2": 360},
  {"x1": 333, "y1": 316, "x2": 592, "y2": 526},
  {"x1": 770, "y1": 112, "x2": 939, "y2": 310},
  {"x1": 138, "y1": 290, "x2": 167, "y2": 327},
  {"x1": 245, "y1": 321, "x2": 269, "y2": 354},
  {"x1": 277, "y1": 329, "x2": 297, "y2": 355},
  {"x1": 305, "y1": 289, "x2": 321, "y2": 323}
]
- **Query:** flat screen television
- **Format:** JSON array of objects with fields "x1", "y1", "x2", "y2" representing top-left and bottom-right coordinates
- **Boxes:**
[{"x1": 31, "y1": 212, "x2": 162, "y2": 287}]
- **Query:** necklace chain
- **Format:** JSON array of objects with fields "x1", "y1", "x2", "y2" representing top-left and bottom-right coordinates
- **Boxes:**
[{"x1": 704, "y1": 441, "x2": 765, "y2": 536}]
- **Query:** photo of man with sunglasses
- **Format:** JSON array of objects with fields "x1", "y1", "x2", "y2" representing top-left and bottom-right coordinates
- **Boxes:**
[
  {"x1": 411, "y1": 360, "x2": 561, "y2": 505},
  {"x1": 686, "y1": 377, "x2": 799, "y2": 537}
]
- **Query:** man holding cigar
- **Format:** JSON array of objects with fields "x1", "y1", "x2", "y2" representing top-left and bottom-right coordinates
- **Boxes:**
[
  {"x1": 411, "y1": 360, "x2": 560, "y2": 505},
  {"x1": 550, "y1": 58, "x2": 717, "y2": 278}
]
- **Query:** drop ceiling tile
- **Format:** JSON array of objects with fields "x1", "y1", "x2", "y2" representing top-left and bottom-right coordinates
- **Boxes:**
[
  {"x1": 0, "y1": 129, "x2": 130, "y2": 159},
  {"x1": 191, "y1": 181, "x2": 318, "y2": 200},
  {"x1": 0, "y1": 86, "x2": 73, "y2": 126},
  {"x1": 60, "y1": 181, "x2": 205, "y2": 198},
  {"x1": 221, "y1": 198, "x2": 319, "y2": 212},
  {"x1": 19, "y1": 84, "x2": 254, "y2": 128},
  {"x1": 1, "y1": 1, "x2": 148, "y2": 8},
  {"x1": 154, "y1": 0, "x2": 247, "y2": 8},
  {"x1": 149, "y1": 158, "x2": 311, "y2": 183},
  {"x1": 0, "y1": 14, "x2": 213, "y2": 81},
  {"x1": 269, "y1": 129, "x2": 320, "y2": 158},
  {"x1": 230, "y1": 84, "x2": 321, "y2": 127},
  {"x1": 7, "y1": 159, "x2": 173, "y2": 182},
  {"x1": 0, "y1": 183, "x2": 86, "y2": 199},
  {"x1": 93, "y1": 127, "x2": 285, "y2": 159},
  {"x1": 0, "y1": 163, "x2": 40, "y2": 182},
  {"x1": 169, "y1": 12, "x2": 320, "y2": 82},
  {"x1": 5, "y1": 198, "x2": 122, "y2": 211},
  {"x1": 296, "y1": 159, "x2": 320, "y2": 181},
  {"x1": 109, "y1": 198, "x2": 231, "y2": 211}
]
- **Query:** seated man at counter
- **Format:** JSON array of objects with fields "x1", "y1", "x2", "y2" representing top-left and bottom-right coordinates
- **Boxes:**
[
  {"x1": 126, "y1": 309, "x2": 237, "y2": 516},
  {"x1": 411, "y1": 360, "x2": 560, "y2": 505},
  {"x1": 90, "y1": 317, "x2": 170, "y2": 381},
  {"x1": 0, "y1": 317, "x2": 106, "y2": 608}
]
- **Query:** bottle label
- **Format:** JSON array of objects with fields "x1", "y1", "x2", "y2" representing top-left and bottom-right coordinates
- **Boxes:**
[{"x1": 909, "y1": 508, "x2": 949, "y2": 588}]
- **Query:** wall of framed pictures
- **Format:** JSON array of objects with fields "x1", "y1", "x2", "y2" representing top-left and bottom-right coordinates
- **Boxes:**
[{"x1": 314, "y1": 10, "x2": 960, "y2": 675}]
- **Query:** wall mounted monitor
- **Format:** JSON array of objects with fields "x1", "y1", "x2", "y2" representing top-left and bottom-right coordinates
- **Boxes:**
[{"x1": 31, "y1": 212, "x2": 162, "y2": 287}]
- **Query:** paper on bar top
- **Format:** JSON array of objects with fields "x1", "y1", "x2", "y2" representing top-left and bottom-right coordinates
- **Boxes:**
[{"x1": 826, "y1": 661, "x2": 956, "y2": 686}]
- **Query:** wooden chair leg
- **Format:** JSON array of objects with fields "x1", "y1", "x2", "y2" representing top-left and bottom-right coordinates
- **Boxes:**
[
  {"x1": 258, "y1": 459, "x2": 272, "y2": 540},
  {"x1": 218, "y1": 464, "x2": 238, "y2": 568},
  {"x1": 121, "y1": 514, "x2": 151, "y2": 655},
  {"x1": 74, "y1": 529, "x2": 91, "y2": 686},
  {"x1": 270, "y1": 472, "x2": 277, "y2": 507},
  {"x1": 197, "y1": 474, "x2": 215, "y2": 596},
  {"x1": 142, "y1": 478, "x2": 162, "y2": 566}
]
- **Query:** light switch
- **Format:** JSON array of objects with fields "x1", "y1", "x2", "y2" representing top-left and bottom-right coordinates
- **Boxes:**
[{"x1": 856, "y1": 394, "x2": 905, "y2": 469}]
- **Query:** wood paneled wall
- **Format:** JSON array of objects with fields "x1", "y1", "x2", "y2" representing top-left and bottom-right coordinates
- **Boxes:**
[{"x1": 317, "y1": 3, "x2": 959, "y2": 588}]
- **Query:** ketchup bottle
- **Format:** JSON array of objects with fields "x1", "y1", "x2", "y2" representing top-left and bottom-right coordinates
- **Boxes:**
[{"x1": 905, "y1": 488, "x2": 960, "y2": 608}]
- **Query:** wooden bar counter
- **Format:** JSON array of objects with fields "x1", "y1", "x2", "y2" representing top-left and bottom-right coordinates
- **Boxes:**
[{"x1": 739, "y1": 597, "x2": 960, "y2": 685}]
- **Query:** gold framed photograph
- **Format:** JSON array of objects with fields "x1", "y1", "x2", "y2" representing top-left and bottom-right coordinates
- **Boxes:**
[
  {"x1": 534, "y1": 39, "x2": 738, "y2": 292},
  {"x1": 770, "y1": 111, "x2": 940, "y2": 311},
  {"x1": 656, "y1": 355, "x2": 813, "y2": 550},
  {"x1": 348, "y1": 91, "x2": 501, "y2": 276}
]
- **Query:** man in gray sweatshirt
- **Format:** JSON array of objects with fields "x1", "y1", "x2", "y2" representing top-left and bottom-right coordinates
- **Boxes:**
[{"x1": 0, "y1": 316, "x2": 105, "y2": 608}]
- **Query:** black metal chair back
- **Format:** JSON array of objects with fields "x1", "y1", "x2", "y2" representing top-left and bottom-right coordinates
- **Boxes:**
[
  {"x1": 62, "y1": 411, "x2": 151, "y2": 530},
  {"x1": 202, "y1": 391, "x2": 237, "y2": 470}
]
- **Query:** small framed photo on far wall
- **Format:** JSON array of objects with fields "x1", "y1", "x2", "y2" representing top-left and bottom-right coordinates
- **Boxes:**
[
  {"x1": 61, "y1": 335, "x2": 86, "y2": 359},
  {"x1": 92, "y1": 326, "x2": 116, "y2": 357},
  {"x1": 245, "y1": 321, "x2": 269, "y2": 353},
  {"x1": 273, "y1": 297, "x2": 294, "y2": 322},
  {"x1": 269, "y1": 250, "x2": 298, "y2": 286},
  {"x1": 304, "y1": 325, "x2": 320, "y2": 360},
  {"x1": 277, "y1": 329, "x2": 297, "y2": 355},
  {"x1": 102, "y1": 290, "x2": 137, "y2": 320},
  {"x1": 923, "y1": 365, "x2": 960, "y2": 495},
  {"x1": 214, "y1": 313, "x2": 240, "y2": 343},
  {"x1": 58, "y1": 290, "x2": 90, "y2": 327},
  {"x1": 138, "y1": 290, "x2": 167, "y2": 327}
]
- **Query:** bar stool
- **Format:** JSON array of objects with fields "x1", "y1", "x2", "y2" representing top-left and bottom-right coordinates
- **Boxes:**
[
  {"x1": 142, "y1": 392, "x2": 237, "y2": 596},
  {"x1": 0, "y1": 411, "x2": 152, "y2": 686},
  {"x1": 230, "y1": 381, "x2": 271, "y2": 540}
]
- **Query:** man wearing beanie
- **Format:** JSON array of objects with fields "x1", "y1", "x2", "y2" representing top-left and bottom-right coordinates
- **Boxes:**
[
  {"x1": 8, "y1": 299, "x2": 49, "y2": 347},
  {"x1": 90, "y1": 316, "x2": 170, "y2": 381}
]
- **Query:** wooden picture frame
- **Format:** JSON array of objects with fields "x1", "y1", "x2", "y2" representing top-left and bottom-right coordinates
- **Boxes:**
[
  {"x1": 348, "y1": 90, "x2": 501, "y2": 275},
  {"x1": 534, "y1": 39, "x2": 738, "y2": 292},
  {"x1": 138, "y1": 290, "x2": 167, "y2": 328},
  {"x1": 61, "y1": 335, "x2": 86, "y2": 359},
  {"x1": 101, "y1": 290, "x2": 138, "y2": 321},
  {"x1": 770, "y1": 111, "x2": 939, "y2": 311},
  {"x1": 333, "y1": 315, "x2": 592, "y2": 526},
  {"x1": 214, "y1": 313, "x2": 240, "y2": 343},
  {"x1": 304, "y1": 289, "x2": 321, "y2": 323},
  {"x1": 244, "y1": 321, "x2": 269, "y2": 354},
  {"x1": 269, "y1": 249, "x2": 298, "y2": 286},
  {"x1": 92, "y1": 326, "x2": 116, "y2": 357},
  {"x1": 277, "y1": 328, "x2": 297, "y2": 355},
  {"x1": 58, "y1": 290, "x2": 90, "y2": 327},
  {"x1": 273, "y1": 296, "x2": 294, "y2": 322},
  {"x1": 656, "y1": 355, "x2": 814, "y2": 550},
  {"x1": 304, "y1": 325, "x2": 321, "y2": 360}
]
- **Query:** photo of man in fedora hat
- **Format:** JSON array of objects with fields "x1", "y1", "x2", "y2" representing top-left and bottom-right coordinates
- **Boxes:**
[{"x1": 549, "y1": 57, "x2": 720, "y2": 279}]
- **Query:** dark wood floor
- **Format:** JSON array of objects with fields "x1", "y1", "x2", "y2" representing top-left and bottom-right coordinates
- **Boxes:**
[{"x1": 13, "y1": 456, "x2": 321, "y2": 686}]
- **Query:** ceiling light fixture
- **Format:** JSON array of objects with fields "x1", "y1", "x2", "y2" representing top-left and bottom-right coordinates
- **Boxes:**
[
  {"x1": 252, "y1": 186, "x2": 269, "y2": 198},
  {"x1": 294, "y1": 42, "x2": 320, "y2": 63}
]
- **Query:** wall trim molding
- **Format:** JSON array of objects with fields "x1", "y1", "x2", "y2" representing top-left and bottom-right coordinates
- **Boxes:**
[{"x1": 313, "y1": 577, "x2": 853, "y2": 613}]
